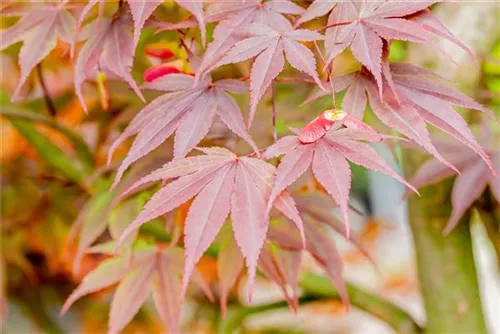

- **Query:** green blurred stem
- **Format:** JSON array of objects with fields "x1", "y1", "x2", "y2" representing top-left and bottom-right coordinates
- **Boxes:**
[
  {"x1": 407, "y1": 179, "x2": 487, "y2": 333},
  {"x1": 7, "y1": 118, "x2": 89, "y2": 190},
  {"x1": 218, "y1": 273, "x2": 421, "y2": 334},
  {"x1": 300, "y1": 273, "x2": 422, "y2": 334},
  {"x1": 2, "y1": 107, "x2": 94, "y2": 172}
]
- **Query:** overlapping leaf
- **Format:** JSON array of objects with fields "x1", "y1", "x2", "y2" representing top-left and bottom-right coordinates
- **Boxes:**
[
  {"x1": 306, "y1": 62, "x2": 495, "y2": 174},
  {"x1": 74, "y1": 7, "x2": 144, "y2": 111},
  {"x1": 108, "y1": 74, "x2": 259, "y2": 187},
  {"x1": 114, "y1": 147, "x2": 305, "y2": 303},
  {"x1": 208, "y1": 24, "x2": 324, "y2": 127},
  {"x1": 61, "y1": 245, "x2": 213, "y2": 333},
  {"x1": 296, "y1": 0, "x2": 471, "y2": 94},
  {"x1": 410, "y1": 125, "x2": 499, "y2": 234},
  {"x1": 0, "y1": 3, "x2": 77, "y2": 99},
  {"x1": 79, "y1": 0, "x2": 204, "y2": 45},
  {"x1": 264, "y1": 111, "x2": 416, "y2": 238}
]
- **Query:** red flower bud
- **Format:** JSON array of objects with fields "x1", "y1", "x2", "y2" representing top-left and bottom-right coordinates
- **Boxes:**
[
  {"x1": 144, "y1": 43, "x2": 176, "y2": 60},
  {"x1": 144, "y1": 64, "x2": 181, "y2": 82}
]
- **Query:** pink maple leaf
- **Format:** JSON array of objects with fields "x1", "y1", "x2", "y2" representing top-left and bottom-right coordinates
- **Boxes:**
[
  {"x1": 207, "y1": 23, "x2": 324, "y2": 127},
  {"x1": 410, "y1": 124, "x2": 499, "y2": 234},
  {"x1": 306, "y1": 61, "x2": 496, "y2": 174},
  {"x1": 79, "y1": 0, "x2": 204, "y2": 45},
  {"x1": 264, "y1": 110, "x2": 417, "y2": 239},
  {"x1": 108, "y1": 74, "x2": 260, "y2": 187},
  {"x1": 0, "y1": 2, "x2": 77, "y2": 100},
  {"x1": 74, "y1": 7, "x2": 145, "y2": 111},
  {"x1": 296, "y1": 0, "x2": 472, "y2": 95},
  {"x1": 61, "y1": 245, "x2": 213, "y2": 333},
  {"x1": 114, "y1": 147, "x2": 306, "y2": 304}
]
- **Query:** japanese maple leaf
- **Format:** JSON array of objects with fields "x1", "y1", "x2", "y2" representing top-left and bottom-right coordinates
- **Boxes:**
[
  {"x1": 295, "y1": 0, "x2": 471, "y2": 95},
  {"x1": 167, "y1": 0, "x2": 305, "y2": 80},
  {"x1": 108, "y1": 74, "x2": 259, "y2": 187},
  {"x1": 114, "y1": 147, "x2": 306, "y2": 303},
  {"x1": 75, "y1": 7, "x2": 145, "y2": 111},
  {"x1": 410, "y1": 127, "x2": 499, "y2": 234},
  {"x1": 263, "y1": 110, "x2": 416, "y2": 238},
  {"x1": 79, "y1": 0, "x2": 204, "y2": 45},
  {"x1": 308, "y1": 62, "x2": 496, "y2": 174},
  {"x1": 61, "y1": 245, "x2": 213, "y2": 333},
  {"x1": 216, "y1": 226, "x2": 301, "y2": 314},
  {"x1": 217, "y1": 191, "x2": 374, "y2": 312},
  {"x1": 0, "y1": 3, "x2": 76, "y2": 100},
  {"x1": 209, "y1": 23, "x2": 324, "y2": 127}
]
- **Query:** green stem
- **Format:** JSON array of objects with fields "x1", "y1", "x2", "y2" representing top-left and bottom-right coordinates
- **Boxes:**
[
  {"x1": 217, "y1": 296, "x2": 321, "y2": 334},
  {"x1": 218, "y1": 273, "x2": 421, "y2": 334},
  {"x1": 2, "y1": 106, "x2": 94, "y2": 172},
  {"x1": 407, "y1": 179, "x2": 487, "y2": 333},
  {"x1": 300, "y1": 273, "x2": 422, "y2": 334}
]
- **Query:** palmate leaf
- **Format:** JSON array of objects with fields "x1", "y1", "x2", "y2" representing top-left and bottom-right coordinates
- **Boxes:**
[
  {"x1": 79, "y1": 0, "x2": 204, "y2": 45},
  {"x1": 174, "y1": 0, "x2": 305, "y2": 80},
  {"x1": 208, "y1": 23, "x2": 324, "y2": 127},
  {"x1": 308, "y1": 62, "x2": 496, "y2": 174},
  {"x1": 114, "y1": 147, "x2": 305, "y2": 304},
  {"x1": 0, "y1": 3, "x2": 77, "y2": 100},
  {"x1": 75, "y1": 7, "x2": 145, "y2": 111},
  {"x1": 62, "y1": 245, "x2": 213, "y2": 333},
  {"x1": 264, "y1": 112, "x2": 416, "y2": 239},
  {"x1": 296, "y1": 0, "x2": 471, "y2": 95},
  {"x1": 109, "y1": 74, "x2": 259, "y2": 187},
  {"x1": 410, "y1": 126, "x2": 499, "y2": 234}
]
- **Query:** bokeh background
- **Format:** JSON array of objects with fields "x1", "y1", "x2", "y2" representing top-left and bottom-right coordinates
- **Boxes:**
[{"x1": 1, "y1": 1, "x2": 499, "y2": 333}]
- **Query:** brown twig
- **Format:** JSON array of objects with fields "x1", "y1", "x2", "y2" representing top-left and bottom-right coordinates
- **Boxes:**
[
  {"x1": 271, "y1": 80, "x2": 277, "y2": 142},
  {"x1": 36, "y1": 63, "x2": 56, "y2": 117}
]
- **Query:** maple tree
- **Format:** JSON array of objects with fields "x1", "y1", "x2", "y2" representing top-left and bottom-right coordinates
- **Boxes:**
[{"x1": 1, "y1": 0, "x2": 498, "y2": 333}]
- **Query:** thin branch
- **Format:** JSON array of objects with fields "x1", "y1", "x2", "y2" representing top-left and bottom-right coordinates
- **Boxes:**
[
  {"x1": 218, "y1": 273, "x2": 422, "y2": 334},
  {"x1": 36, "y1": 63, "x2": 57, "y2": 117},
  {"x1": 275, "y1": 77, "x2": 316, "y2": 84},
  {"x1": 300, "y1": 273, "x2": 423, "y2": 334},
  {"x1": 316, "y1": 20, "x2": 352, "y2": 33},
  {"x1": 313, "y1": 40, "x2": 337, "y2": 109},
  {"x1": 271, "y1": 80, "x2": 277, "y2": 142}
]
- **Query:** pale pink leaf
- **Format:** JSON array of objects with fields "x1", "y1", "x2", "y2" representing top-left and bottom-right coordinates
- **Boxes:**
[
  {"x1": 119, "y1": 155, "x2": 234, "y2": 200},
  {"x1": 262, "y1": 136, "x2": 300, "y2": 160},
  {"x1": 249, "y1": 38, "x2": 285, "y2": 127},
  {"x1": 142, "y1": 73, "x2": 195, "y2": 92},
  {"x1": 118, "y1": 165, "x2": 223, "y2": 246},
  {"x1": 152, "y1": 254, "x2": 182, "y2": 333},
  {"x1": 174, "y1": 98, "x2": 217, "y2": 159},
  {"x1": 282, "y1": 37, "x2": 321, "y2": 86},
  {"x1": 295, "y1": 0, "x2": 336, "y2": 27},
  {"x1": 350, "y1": 24, "x2": 383, "y2": 94},
  {"x1": 61, "y1": 258, "x2": 127, "y2": 314},
  {"x1": 109, "y1": 260, "x2": 155, "y2": 333},
  {"x1": 128, "y1": 0, "x2": 164, "y2": 46},
  {"x1": 445, "y1": 162, "x2": 489, "y2": 234},
  {"x1": 231, "y1": 162, "x2": 268, "y2": 304},
  {"x1": 176, "y1": 0, "x2": 207, "y2": 45},
  {"x1": 182, "y1": 164, "x2": 235, "y2": 295},
  {"x1": 304, "y1": 219, "x2": 349, "y2": 308},
  {"x1": 266, "y1": 144, "x2": 314, "y2": 217},
  {"x1": 328, "y1": 138, "x2": 418, "y2": 194},
  {"x1": 312, "y1": 140, "x2": 351, "y2": 238},
  {"x1": 214, "y1": 89, "x2": 260, "y2": 154},
  {"x1": 217, "y1": 229, "x2": 244, "y2": 318}
]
